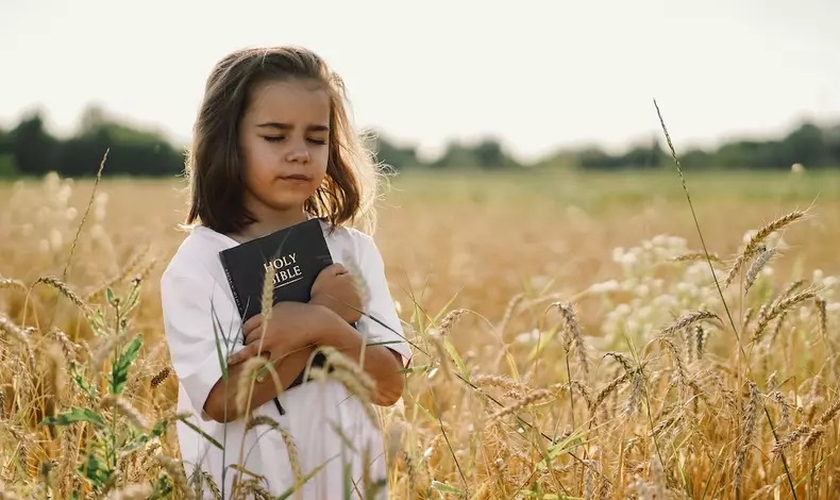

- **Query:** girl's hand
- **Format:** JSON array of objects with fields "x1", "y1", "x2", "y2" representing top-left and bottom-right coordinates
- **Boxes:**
[
  {"x1": 309, "y1": 263, "x2": 363, "y2": 323},
  {"x1": 227, "y1": 302, "x2": 326, "y2": 366}
]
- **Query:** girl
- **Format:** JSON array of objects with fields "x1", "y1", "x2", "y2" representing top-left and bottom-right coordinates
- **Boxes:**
[{"x1": 159, "y1": 46, "x2": 411, "y2": 499}]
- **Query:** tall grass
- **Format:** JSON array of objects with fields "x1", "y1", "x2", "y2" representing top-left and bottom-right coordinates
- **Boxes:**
[{"x1": 1, "y1": 160, "x2": 839, "y2": 498}]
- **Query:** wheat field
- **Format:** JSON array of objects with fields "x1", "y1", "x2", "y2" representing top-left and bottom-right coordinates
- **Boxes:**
[{"x1": 1, "y1": 166, "x2": 840, "y2": 499}]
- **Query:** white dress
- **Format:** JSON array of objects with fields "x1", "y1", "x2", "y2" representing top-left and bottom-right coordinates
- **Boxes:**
[{"x1": 159, "y1": 218, "x2": 411, "y2": 499}]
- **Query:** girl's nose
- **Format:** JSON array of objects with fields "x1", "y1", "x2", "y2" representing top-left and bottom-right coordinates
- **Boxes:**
[{"x1": 286, "y1": 146, "x2": 310, "y2": 163}]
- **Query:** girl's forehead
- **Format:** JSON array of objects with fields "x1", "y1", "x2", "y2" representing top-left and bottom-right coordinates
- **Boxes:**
[{"x1": 246, "y1": 80, "x2": 330, "y2": 122}]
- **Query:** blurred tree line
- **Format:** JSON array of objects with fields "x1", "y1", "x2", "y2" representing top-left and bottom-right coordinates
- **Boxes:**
[
  {"x1": 0, "y1": 106, "x2": 185, "y2": 178},
  {"x1": 536, "y1": 121, "x2": 840, "y2": 171},
  {"x1": 0, "y1": 105, "x2": 838, "y2": 178}
]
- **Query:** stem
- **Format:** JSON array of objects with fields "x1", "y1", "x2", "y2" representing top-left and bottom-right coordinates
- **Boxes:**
[
  {"x1": 109, "y1": 300, "x2": 120, "y2": 482},
  {"x1": 565, "y1": 354, "x2": 582, "y2": 487}
]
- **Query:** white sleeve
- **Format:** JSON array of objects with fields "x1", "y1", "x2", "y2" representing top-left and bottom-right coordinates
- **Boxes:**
[
  {"x1": 160, "y1": 269, "x2": 242, "y2": 421},
  {"x1": 354, "y1": 234, "x2": 413, "y2": 367}
]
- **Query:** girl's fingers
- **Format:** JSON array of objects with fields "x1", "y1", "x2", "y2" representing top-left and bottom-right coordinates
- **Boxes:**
[
  {"x1": 244, "y1": 329, "x2": 267, "y2": 345},
  {"x1": 227, "y1": 347, "x2": 248, "y2": 365},
  {"x1": 238, "y1": 315, "x2": 267, "y2": 366},
  {"x1": 243, "y1": 314, "x2": 262, "y2": 335},
  {"x1": 227, "y1": 345, "x2": 269, "y2": 366}
]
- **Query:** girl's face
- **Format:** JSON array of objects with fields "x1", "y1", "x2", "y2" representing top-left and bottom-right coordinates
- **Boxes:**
[{"x1": 238, "y1": 78, "x2": 330, "y2": 221}]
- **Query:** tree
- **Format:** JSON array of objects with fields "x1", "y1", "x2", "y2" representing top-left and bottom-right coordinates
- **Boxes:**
[
  {"x1": 473, "y1": 138, "x2": 520, "y2": 169},
  {"x1": 9, "y1": 110, "x2": 57, "y2": 175},
  {"x1": 366, "y1": 131, "x2": 421, "y2": 171},
  {"x1": 780, "y1": 122, "x2": 826, "y2": 167}
]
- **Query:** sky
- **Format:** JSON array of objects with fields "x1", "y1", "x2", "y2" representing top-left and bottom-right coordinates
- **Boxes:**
[{"x1": 1, "y1": 0, "x2": 839, "y2": 162}]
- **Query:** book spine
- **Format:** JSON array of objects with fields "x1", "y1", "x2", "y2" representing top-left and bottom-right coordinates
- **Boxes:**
[{"x1": 219, "y1": 254, "x2": 244, "y2": 320}]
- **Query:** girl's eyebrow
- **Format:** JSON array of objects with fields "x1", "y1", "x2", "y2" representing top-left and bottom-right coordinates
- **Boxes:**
[{"x1": 256, "y1": 122, "x2": 329, "y2": 132}]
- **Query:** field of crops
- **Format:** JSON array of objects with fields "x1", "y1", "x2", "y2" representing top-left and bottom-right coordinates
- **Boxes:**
[{"x1": 2, "y1": 167, "x2": 840, "y2": 499}]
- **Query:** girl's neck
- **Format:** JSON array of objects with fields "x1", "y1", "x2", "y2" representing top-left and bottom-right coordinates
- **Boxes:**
[{"x1": 230, "y1": 208, "x2": 309, "y2": 243}]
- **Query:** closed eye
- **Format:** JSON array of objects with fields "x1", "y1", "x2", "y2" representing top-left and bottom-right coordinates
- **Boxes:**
[{"x1": 262, "y1": 136, "x2": 327, "y2": 145}]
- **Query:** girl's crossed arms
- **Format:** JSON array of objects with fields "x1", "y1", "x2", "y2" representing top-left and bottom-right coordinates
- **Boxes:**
[{"x1": 206, "y1": 261, "x2": 405, "y2": 423}]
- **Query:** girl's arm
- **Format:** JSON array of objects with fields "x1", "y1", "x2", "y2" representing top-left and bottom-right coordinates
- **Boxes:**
[
  {"x1": 310, "y1": 232, "x2": 411, "y2": 407},
  {"x1": 222, "y1": 302, "x2": 404, "y2": 414},
  {"x1": 204, "y1": 301, "x2": 331, "y2": 423},
  {"x1": 220, "y1": 233, "x2": 411, "y2": 413},
  {"x1": 312, "y1": 305, "x2": 406, "y2": 407},
  {"x1": 307, "y1": 266, "x2": 405, "y2": 405},
  {"x1": 203, "y1": 343, "x2": 315, "y2": 423}
]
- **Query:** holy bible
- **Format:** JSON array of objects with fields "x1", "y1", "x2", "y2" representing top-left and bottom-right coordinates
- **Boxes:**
[
  {"x1": 219, "y1": 217, "x2": 333, "y2": 323},
  {"x1": 218, "y1": 217, "x2": 333, "y2": 414}
]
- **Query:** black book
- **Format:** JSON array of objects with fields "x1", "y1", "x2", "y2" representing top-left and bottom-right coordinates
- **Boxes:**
[
  {"x1": 218, "y1": 217, "x2": 333, "y2": 414},
  {"x1": 219, "y1": 217, "x2": 333, "y2": 323}
]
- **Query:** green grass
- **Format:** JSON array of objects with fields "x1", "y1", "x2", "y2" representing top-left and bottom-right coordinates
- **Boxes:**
[{"x1": 390, "y1": 167, "x2": 840, "y2": 209}]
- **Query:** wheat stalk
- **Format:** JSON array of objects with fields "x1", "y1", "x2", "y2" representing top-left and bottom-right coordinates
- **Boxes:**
[
  {"x1": 744, "y1": 247, "x2": 777, "y2": 293},
  {"x1": 551, "y1": 302, "x2": 591, "y2": 382},
  {"x1": 488, "y1": 388, "x2": 553, "y2": 420},
  {"x1": 734, "y1": 381, "x2": 759, "y2": 496},
  {"x1": 723, "y1": 211, "x2": 807, "y2": 289},
  {"x1": 32, "y1": 276, "x2": 92, "y2": 317},
  {"x1": 753, "y1": 288, "x2": 819, "y2": 343}
]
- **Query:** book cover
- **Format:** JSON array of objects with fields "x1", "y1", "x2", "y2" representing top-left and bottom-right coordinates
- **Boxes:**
[
  {"x1": 219, "y1": 217, "x2": 333, "y2": 323},
  {"x1": 218, "y1": 218, "x2": 334, "y2": 414}
]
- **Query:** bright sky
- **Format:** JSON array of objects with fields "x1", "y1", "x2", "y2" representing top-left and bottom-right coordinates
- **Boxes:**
[{"x1": 2, "y1": 0, "x2": 839, "y2": 162}]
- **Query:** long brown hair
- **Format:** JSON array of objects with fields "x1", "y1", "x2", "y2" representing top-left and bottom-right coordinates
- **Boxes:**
[{"x1": 184, "y1": 46, "x2": 382, "y2": 235}]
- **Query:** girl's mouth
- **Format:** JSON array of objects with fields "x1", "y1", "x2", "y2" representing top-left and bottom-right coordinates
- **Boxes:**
[{"x1": 279, "y1": 174, "x2": 311, "y2": 181}]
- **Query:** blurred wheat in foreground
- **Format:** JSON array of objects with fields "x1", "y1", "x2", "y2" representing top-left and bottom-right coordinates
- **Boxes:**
[{"x1": 1, "y1": 172, "x2": 840, "y2": 499}]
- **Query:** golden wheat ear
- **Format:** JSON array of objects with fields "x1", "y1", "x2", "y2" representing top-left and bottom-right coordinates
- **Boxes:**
[
  {"x1": 723, "y1": 210, "x2": 809, "y2": 289},
  {"x1": 342, "y1": 256, "x2": 372, "y2": 307}
]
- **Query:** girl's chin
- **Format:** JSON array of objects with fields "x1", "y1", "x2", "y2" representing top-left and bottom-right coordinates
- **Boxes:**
[{"x1": 265, "y1": 197, "x2": 313, "y2": 213}]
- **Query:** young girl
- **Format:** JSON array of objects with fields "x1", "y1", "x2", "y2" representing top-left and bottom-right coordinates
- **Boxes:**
[{"x1": 159, "y1": 45, "x2": 411, "y2": 499}]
